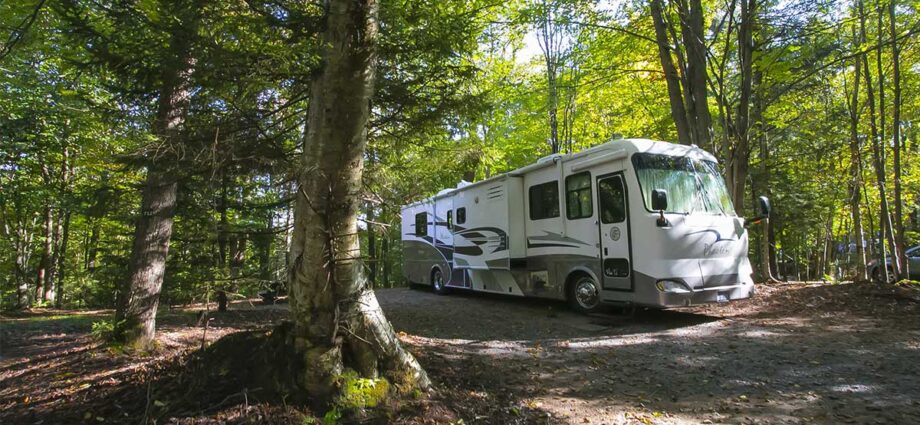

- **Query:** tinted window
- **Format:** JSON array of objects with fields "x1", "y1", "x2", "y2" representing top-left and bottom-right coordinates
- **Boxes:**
[
  {"x1": 529, "y1": 181, "x2": 560, "y2": 220},
  {"x1": 598, "y1": 176, "x2": 626, "y2": 224},
  {"x1": 456, "y1": 207, "x2": 466, "y2": 224},
  {"x1": 565, "y1": 172, "x2": 592, "y2": 219},
  {"x1": 447, "y1": 210, "x2": 453, "y2": 229},
  {"x1": 414, "y1": 212, "x2": 427, "y2": 236}
]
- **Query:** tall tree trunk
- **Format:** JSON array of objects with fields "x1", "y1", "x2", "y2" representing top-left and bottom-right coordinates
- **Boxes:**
[
  {"x1": 859, "y1": 0, "x2": 900, "y2": 281},
  {"x1": 114, "y1": 6, "x2": 198, "y2": 351},
  {"x1": 678, "y1": 0, "x2": 712, "y2": 148},
  {"x1": 86, "y1": 221, "x2": 100, "y2": 272},
  {"x1": 257, "y1": 210, "x2": 273, "y2": 282},
  {"x1": 51, "y1": 144, "x2": 73, "y2": 306},
  {"x1": 729, "y1": 0, "x2": 756, "y2": 211},
  {"x1": 229, "y1": 234, "x2": 246, "y2": 279},
  {"x1": 889, "y1": 0, "x2": 907, "y2": 276},
  {"x1": 45, "y1": 206, "x2": 62, "y2": 303},
  {"x1": 37, "y1": 206, "x2": 52, "y2": 302},
  {"x1": 84, "y1": 184, "x2": 109, "y2": 272},
  {"x1": 217, "y1": 171, "x2": 229, "y2": 269},
  {"x1": 650, "y1": 0, "x2": 693, "y2": 145},
  {"x1": 536, "y1": 1, "x2": 562, "y2": 154},
  {"x1": 14, "y1": 221, "x2": 35, "y2": 309},
  {"x1": 752, "y1": 67, "x2": 777, "y2": 281},
  {"x1": 381, "y1": 233, "x2": 390, "y2": 287},
  {"x1": 286, "y1": 0, "x2": 428, "y2": 407},
  {"x1": 367, "y1": 203, "x2": 377, "y2": 286},
  {"x1": 847, "y1": 32, "x2": 868, "y2": 281},
  {"x1": 55, "y1": 210, "x2": 71, "y2": 308}
]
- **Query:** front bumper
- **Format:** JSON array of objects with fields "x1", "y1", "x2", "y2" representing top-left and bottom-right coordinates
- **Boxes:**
[{"x1": 656, "y1": 283, "x2": 754, "y2": 307}]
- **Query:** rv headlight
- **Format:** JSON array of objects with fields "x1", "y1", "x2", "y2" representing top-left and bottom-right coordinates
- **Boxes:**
[{"x1": 656, "y1": 280, "x2": 691, "y2": 293}]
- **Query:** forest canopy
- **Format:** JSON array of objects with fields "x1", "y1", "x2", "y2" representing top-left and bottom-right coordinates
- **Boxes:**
[{"x1": 2, "y1": 0, "x2": 920, "y2": 312}]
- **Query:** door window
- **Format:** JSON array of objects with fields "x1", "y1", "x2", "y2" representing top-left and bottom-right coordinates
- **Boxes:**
[{"x1": 598, "y1": 176, "x2": 626, "y2": 224}]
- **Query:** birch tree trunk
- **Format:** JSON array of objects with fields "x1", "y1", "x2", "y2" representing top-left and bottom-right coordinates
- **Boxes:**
[
  {"x1": 847, "y1": 29, "x2": 868, "y2": 281},
  {"x1": 286, "y1": 0, "x2": 429, "y2": 407},
  {"x1": 114, "y1": 4, "x2": 198, "y2": 351}
]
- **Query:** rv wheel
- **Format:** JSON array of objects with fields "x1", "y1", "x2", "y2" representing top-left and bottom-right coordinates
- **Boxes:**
[
  {"x1": 431, "y1": 268, "x2": 449, "y2": 295},
  {"x1": 568, "y1": 274, "x2": 601, "y2": 313}
]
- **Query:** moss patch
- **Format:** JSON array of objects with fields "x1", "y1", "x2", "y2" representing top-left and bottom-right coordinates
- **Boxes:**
[{"x1": 336, "y1": 369, "x2": 389, "y2": 409}]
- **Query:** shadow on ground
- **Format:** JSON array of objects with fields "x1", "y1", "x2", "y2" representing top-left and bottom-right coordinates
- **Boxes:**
[
  {"x1": 383, "y1": 284, "x2": 920, "y2": 424},
  {"x1": 2, "y1": 283, "x2": 918, "y2": 424}
]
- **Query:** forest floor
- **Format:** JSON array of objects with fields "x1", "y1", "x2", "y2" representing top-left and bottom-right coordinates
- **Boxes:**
[{"x1": 2, "y1": 281, "x2": 919, "y2": 425}]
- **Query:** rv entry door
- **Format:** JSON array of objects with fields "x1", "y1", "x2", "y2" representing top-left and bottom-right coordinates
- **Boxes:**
[{"x1": 597, "y1": 174, "x2": 632, "y2": 291}]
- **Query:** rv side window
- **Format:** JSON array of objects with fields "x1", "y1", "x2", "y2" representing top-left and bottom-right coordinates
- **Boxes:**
[
  {"x1": 414, "y1": 212, "x2": 427, "y2": 236},
  {"x1": 529, "y1": 181, "x2": 560, "y2": 220},
  {"x1": 456, "y1": 207, "x2": 466, "y2": 224},
  {"x1": 447, "y1": 210, "x2": 452, "y2": 229},
  {"x1": 565, "y1": 172, "x2": 593, "y2": 219}
]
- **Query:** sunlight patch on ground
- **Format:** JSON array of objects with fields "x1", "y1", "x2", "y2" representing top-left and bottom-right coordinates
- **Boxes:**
[{"x1": 831, "y1": 383, "x2": 878, "y2": 393}]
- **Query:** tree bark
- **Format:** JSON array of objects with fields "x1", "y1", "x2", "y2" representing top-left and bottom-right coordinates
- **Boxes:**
[
  {"x1": 217, "y1": 171, "x2": 229, "y2": 269},
  {"x1": 381, "y1": 234, "x2": 390, "y2": 287},
  {"x1": 650, "y1": 0, "x2": 693, "y2": 145},
  {"x1": 367, "y1": 203, "x2": 377, "y2": 286},
  {"x1": 55, "y1": 209, "x2": 71, "y2": 308},
  {"x1": 536, "y1": 0, "x2": 563, "y2": 153},
  {"x1": 889, "y1": 0, "x2": 907, "y2": 276},
  {"x1": 286, "y1": 0, "x2": 428, "y2": 408},
  {"x1": 45, "y1": 205, "x2": 62, "y2": 303},
  {"x1": 847, "y1": 26, "x2": 868, "y2": 281},
  {"x1": 678, "y1": 0, "x2": 712, "y2": 148},
  {"x1": 229, "y1": 234, "x2": 246, "y2": 279},
  {"x1": 114, "y1": 5, "x2": 198, "y2": 351},
  {"x1": 13, "y1": 220, "x2": 35, "y2": 309},
  {"x1": 37, "y1": 206, "x2": 52, "y2": 302},
  {"x1": 728, "y1": 0, "x2": 756, "y2": 211},
  {"x1": 858, "y1": 0, "x2": 899, "y2": 281}
]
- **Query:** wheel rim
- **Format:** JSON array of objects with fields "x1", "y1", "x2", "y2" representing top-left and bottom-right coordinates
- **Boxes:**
[
  {"x1": 574, "y1": 277, "x2": 599, "y2": 310},
  {"x1": 433, "y1": 270, "x2": 443, "y2": 290}
]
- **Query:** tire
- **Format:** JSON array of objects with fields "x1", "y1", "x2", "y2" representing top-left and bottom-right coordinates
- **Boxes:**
[
  {"x1": 567, "y1": 274, "x2": 601, "y2": 314},
  {"x1": 431, "y1": 268, "x2": 449, "y2": 295}
]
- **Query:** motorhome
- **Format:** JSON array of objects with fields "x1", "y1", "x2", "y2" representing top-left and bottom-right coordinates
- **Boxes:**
[{"x1": 400, "y1": 138, "x2": 770, "y2": 312}]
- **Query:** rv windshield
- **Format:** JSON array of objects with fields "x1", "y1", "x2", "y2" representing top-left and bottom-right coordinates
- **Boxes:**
[{"x1": 633, "y1": 153, "x2": 736, "y2": 216}]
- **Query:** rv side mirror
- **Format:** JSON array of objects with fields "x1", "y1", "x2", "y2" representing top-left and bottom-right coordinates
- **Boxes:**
[
  {"x1": 651, "y1": 189, "x2": 668, "y2": 211},
  {"x1": 757, "y1": 196, "x2": 771, "y2": 218},
  {"x1": 651, "y1": 189, "x2": 669, "y2": 227},
  {"x1": 745, "y1": 196, "x2": 771, "y2": 227}
]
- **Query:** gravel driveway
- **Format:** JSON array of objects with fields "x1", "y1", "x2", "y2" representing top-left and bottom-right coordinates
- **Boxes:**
[{"x1": 377, "y1": 283, "x2": 920, "y2": 424}]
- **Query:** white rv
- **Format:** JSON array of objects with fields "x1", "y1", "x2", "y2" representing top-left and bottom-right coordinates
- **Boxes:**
[{"x1": 400, "y1": 138, "x2": 770, "y2": 312}]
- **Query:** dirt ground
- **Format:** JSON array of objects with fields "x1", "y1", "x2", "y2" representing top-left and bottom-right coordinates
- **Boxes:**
[{"x1": 2, "y1": 282, "x2": 919, "y2": 424}]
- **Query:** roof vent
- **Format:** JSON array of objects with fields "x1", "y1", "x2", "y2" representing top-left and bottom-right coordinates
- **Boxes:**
[{"x1": 537, "y1": 154, "x2": 561, "y2": 164}]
